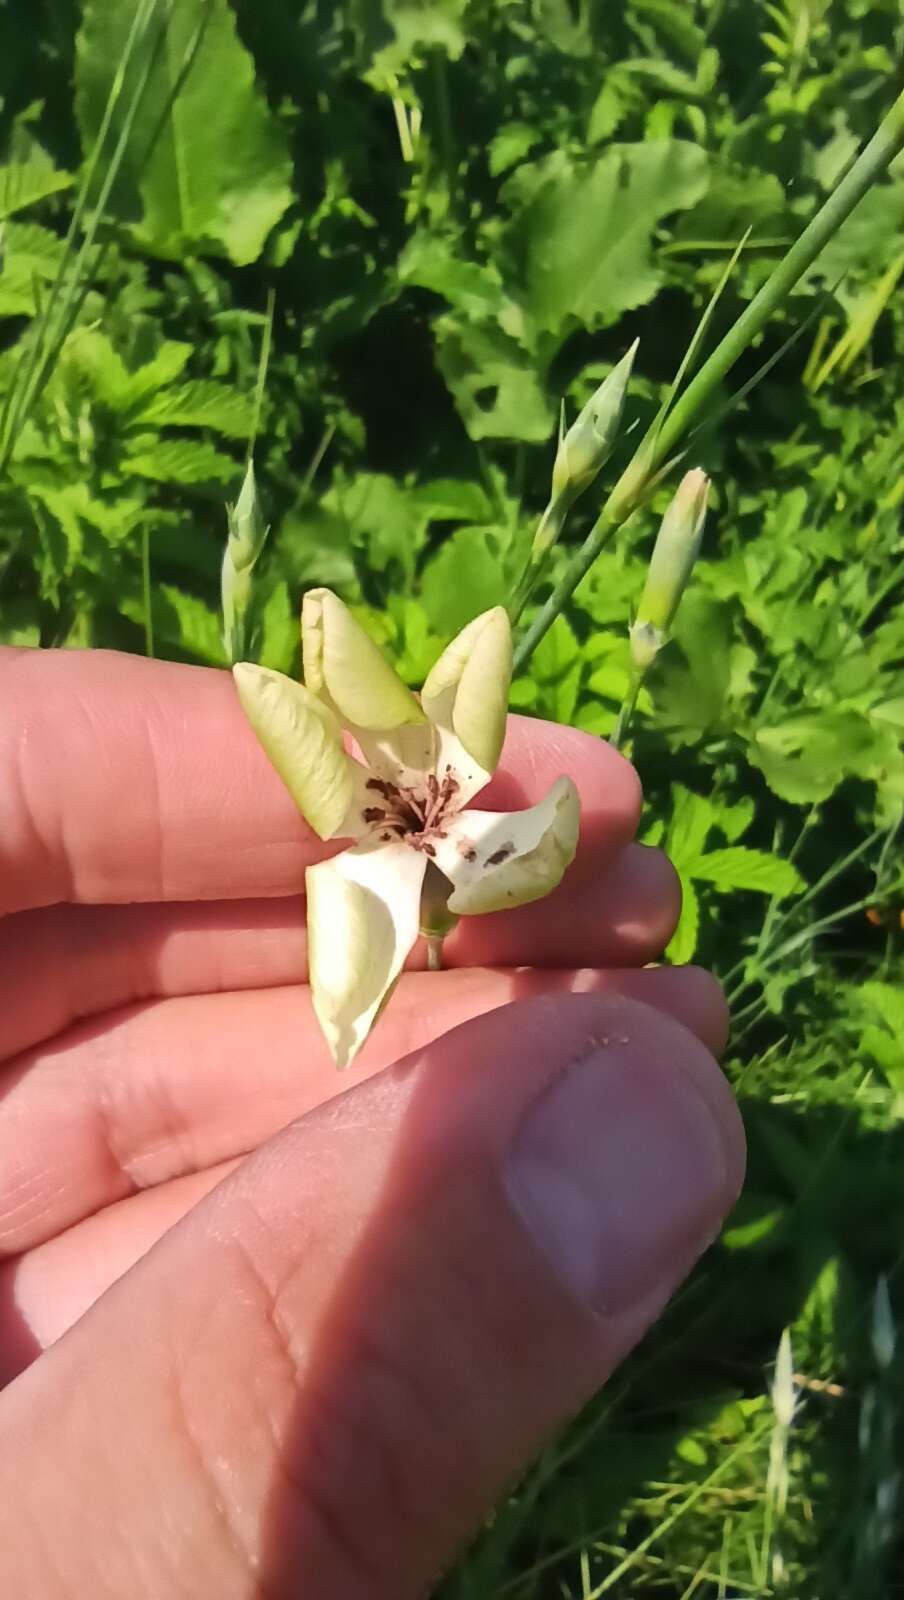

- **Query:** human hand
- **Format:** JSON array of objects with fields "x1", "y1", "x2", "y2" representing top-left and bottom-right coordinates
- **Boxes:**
[{"x1": 0, "y1": 647, "x2": 744, "y2": 1598}]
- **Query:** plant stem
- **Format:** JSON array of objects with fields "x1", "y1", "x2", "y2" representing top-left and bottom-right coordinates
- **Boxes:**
[
  {"x1": 609, "y1": 671, "x2": 642, "y2": 750},
  {"x1": 426, "y1": 935, "x2": 444, "y2": 972},
  {"x1": 513, "y1": 85, "x2": 904, "y2": 673}
]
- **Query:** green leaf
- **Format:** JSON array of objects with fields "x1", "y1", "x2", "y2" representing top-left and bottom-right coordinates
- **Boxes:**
[
  {"x1": 529, "y1": 614, "x2": 583, "y2": 725},
  {"x1": 74, "y1": 0, "x2": 294, "y2": 264},
  {"x1": 504, "y1": 142, "x2": 709, "y2": 334},
  {"x1": 690, "y1": 847, "x2": 804, "y2": 897},
  {"x1": 258, "y1": 580, "x2": 298, "y2": 675},
  {"x1": 420, "y1": 527, "x2": 508, "y2": 634},
  {"x1": 407, "y1": 478, "x2": 494, "y2": 524},
  {"x1": 488, "y1": 122, "x2": 541, "y2": 178},
  {"x1": 139, "y1": 380, "x2": 253, "y2": 438},
  {"x1": 123, "y1": 585, "x2": 226, "y2": 665},
  {"x1": 666, "y1": 872, "x2": 699, "y2": 964},
  {"x1": 125, "y1": 438, "x2": 236, "y2": 483},
  {"x1": 666, "y1": 784, "x2": 715, "y2": 868},
  {"x1": 434, "y1": 318, "x2": 553, "y2": 442},
  {"x1": 0, "y1": 162, "x2": 72, "y2": 220}
]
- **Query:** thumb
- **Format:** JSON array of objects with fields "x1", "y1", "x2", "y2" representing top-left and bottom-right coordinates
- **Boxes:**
[{"x1": 0, "y1": 990, "x2": 744, "y2": 1599}]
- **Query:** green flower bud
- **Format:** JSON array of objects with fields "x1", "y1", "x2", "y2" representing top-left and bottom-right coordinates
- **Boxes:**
[
  {"x1": 551, "y1": 339, "x2": 638, "y2": 500},
  {"x1": 226, "y1": 458, "x2": 268, "y2": 573},
  {"x1": 629, "y1": 468, "x2": 709, "y2": 669}
]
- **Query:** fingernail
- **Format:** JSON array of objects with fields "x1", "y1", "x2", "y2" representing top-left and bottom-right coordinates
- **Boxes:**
[{"x1": 505, "y1": 1044, "x2": 731, "y2": 1317}]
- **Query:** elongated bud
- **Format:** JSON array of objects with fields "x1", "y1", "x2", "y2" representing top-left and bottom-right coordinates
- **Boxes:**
[
  {"x1": 872, "y1": 1275, "x2": 896, "y2": 1371},
  {"x1": 770, "y1": 1328, "x2": 796, "y2": 1429},
  {"x1": 551, "y1": 339, "x2": 638, "y2": 500},
  {"x1": 226, "y1": 458, "x2": 268, "y2": 572},
  {"x1": 222, "y1": 457, "x2": 270, "y2": 663},
  {"x1": 629, "y1": 467, "x2": 709, "y2": 670}
]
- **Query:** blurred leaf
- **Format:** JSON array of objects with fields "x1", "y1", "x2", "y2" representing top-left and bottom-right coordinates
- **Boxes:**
[
  {"x1": 421, "y1": 527, "x2": 507, "y2": 632},
  {"x1": 75, "y1": 0, "x2": 294, "y2": 264},
  {"x1": 125, "y1": 437, "x2": 236, "y2": 482},
  {"x1": 140, "y1": 380, "x2": 253, "y2": 437},
  {"x1": 504, "y1": 142, "x2": 708, "y2": 333},
  {"x1": 692, "y1": 847, "x2": 805, "y2": 897},
  {"x1": 0, "y1": 162, "x2": 72, "y2": 220}
]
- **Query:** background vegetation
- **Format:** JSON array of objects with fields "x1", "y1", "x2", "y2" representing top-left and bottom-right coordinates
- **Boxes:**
[{"x1": 2, "y1": 0, "x2": 904, "y2": 1593}]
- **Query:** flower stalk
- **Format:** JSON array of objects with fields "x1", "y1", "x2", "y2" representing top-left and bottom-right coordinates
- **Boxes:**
[
  {"x1": 510, "y1": 342, "x2": 637, "y2": 619},
  {"x1": 513, "y1": 83, "x2": 904, "y2": 675},
  {"x1": 610, "y1": 469, "x2": 709, "y2": 749}
]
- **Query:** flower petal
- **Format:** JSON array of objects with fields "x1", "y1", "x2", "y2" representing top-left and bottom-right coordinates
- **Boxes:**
[
  {"x1": 302, "y1": 588, "x2": 435, "y2": 785},
  {"x1": 302, "y1": 588, "x2": 427, "y2": 731},
  {"x1": 306, "y1": 842, "x2": 428, "y2": 1067},
  {"x1": 432, "y1": 775, "x2": 580, "y2": 916},
  {"x1": 421, "y1": 607, "x2": 512, "y2": 801},
  {"x1": 233, "y1": 663, "x2": 369, "y2": 841}
]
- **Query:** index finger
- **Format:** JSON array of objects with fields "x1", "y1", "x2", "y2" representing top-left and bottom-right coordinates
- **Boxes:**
[{"x1": 0, "y1": 647, "x2": 640, "y2": 914}]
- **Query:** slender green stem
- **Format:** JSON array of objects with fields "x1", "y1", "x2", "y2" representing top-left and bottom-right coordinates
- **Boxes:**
[
  {"x1": 512, "y1": 85, "x2": 904, "y2": 673},
  {"x1": 609, "y1": 670, "x2": 643, "y2": 750},
  {"x1": 248, "y1": 287, "x2": 275, "y2": 460},
  {"x1": 141, "y1": 524, "x2": 155, "y2": 658}
]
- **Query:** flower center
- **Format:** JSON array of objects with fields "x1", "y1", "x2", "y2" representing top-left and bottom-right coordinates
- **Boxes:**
[{"x1": 362, "y1": 769, "x2": 460, "y2": 858}]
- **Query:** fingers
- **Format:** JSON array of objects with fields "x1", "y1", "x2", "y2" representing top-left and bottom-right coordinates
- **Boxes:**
[
  {"x1": 0, "y1": 963, "x2": 727, "y2": 1258},
  {"x1": 0, "y1": 842, "x2": 677, "y2": 1060},
  {"x1": 0, "y1": 649, "x2": 640, "y2": 915},
  {"x1": 0, "y1": 992, "x2": 743, "y2": 1599}
]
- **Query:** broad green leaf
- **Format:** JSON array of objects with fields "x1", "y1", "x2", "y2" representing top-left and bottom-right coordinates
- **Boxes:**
[
  {"x1": 504, "y1": 143, "x2": 708, "y2": 333},
  {"x1": 421, "y1": 527, "x2": 508, "y2": 634},
  {"x1": 691, "y1": 847, "x2": 804, "y2": 897},
  {"x1": 435, "y1": 317, "x2": 553, "y2": 442},
  {"x1": 0, "y1": 163, "x2": 72, "y2": 220},
  {"x1": 407, "y1": 479, "x2": 494, "y2": 523},
  {"x1": 75, "y1": 0, "x2": 294, "y2": 264},
  {"x1": 398, "y1": 235, "x2": 505, "y2": 317}
]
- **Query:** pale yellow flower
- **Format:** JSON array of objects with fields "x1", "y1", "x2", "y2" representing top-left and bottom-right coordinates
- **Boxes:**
[{"x1": 234, "y1": 589, "x2": 580, "y2": 1066}]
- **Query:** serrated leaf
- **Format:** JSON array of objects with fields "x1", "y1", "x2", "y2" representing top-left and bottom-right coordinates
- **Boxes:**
[
  {"x1": 504, "y1": 142, "x2": 708, "y2": 333},
  {"x1": 488, "y1": 122, "x2": 541, "y2": 177},
  {"x1": 75, "y1": 0, "x2": 294, "y2": 265},
  {"x1": 0, "y1": 163, "x2": 72, "y2": 220},
  {"x1": 691, "y1": 847, "x2": 804, "y2": 897},
  {"x1": 125, "y1": 438, "x2": 236, "y2": 483},
  {"x1": 139, "y1": 380, "x2": 253, "y2": 438},
  {"x1": 123, "y1": 585, "x2": 226, "y2": 665},
  {"x1": 667, "y1": 784, "x2": 716, "y2": 868}
]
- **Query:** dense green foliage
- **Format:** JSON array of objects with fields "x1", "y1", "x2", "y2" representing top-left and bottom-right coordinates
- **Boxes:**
[{"x1": 2, "y1": 1, "x2": 904, "y2": 1593}]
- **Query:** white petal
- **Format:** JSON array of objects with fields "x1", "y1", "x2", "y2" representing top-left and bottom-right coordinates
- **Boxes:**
[
  {"x1": 233, "y1": 663, "x2": 370, "y2": 841},
  {"x1": 421, "y1": 607, "x2": 513, "y2": 803},
  {"x1": 306, "y1": 842, "x2": 427, "y2": 1068},
  {"x1": 302, "y1": 587, "x2": 435, "y2": 785},
  {"x1": 433, "y1": 776, "x2": 580, "y2": 916}
]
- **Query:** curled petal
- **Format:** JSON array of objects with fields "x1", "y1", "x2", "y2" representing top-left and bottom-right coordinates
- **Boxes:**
[
  {"x1": 233, "y1": 663, "x2": 368, "y2": 841},
  {"x1": 421, "y1": 606, "x2": 512, "y2": 801},
  {"x1": 306, "y1": 843, "x2": 428, "y2": 1067},
  {"x1": 302, "y1": 588, "x2": 427, "y2": 732},
  {"x1": 433, "y1": 775, "x2": 580, "y2": 916}
]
